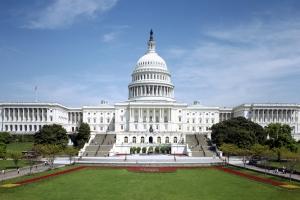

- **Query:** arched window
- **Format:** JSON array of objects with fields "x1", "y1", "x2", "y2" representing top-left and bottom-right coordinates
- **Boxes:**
[
  {"x1": 124, "y1": 136, "x2": 128, "y2": 143},
  {"x1": 141, "y1": 136, "x2": 145, "y2": 143},
  {"x1": 133, "y1": 136, "x2": 136, "y2": 143},
  {"x1": 157, "y1": 137, "x2": 161, "y2": 144},
  {"x1": 165, "y1": 137, "x2": 169, "y2": 143},
  {"x1": 173, "y1": 137, "x2": 177, "y2": 143}
]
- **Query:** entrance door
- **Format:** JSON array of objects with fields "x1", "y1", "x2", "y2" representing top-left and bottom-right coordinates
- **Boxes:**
[{"x1": 149, "y1": 136, "x2": 153, "y2": 144}]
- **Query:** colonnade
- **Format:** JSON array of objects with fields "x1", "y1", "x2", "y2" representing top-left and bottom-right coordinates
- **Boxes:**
[
  {"x1": 68, "y1": 112, "x2": 82, "y2": 124},
  {"x1": 251, "y1": 109, "x2": 298, "y2": 123},
  {"x1": 129, "y1": 85, "x2": 174, "y2": 98},
  {"x1": 219, "y1": 112, "x2": 233, "y2": 122},
  {"x1": 2, "y1": 107, "x2": 48, "y2": 122},
  {"x1": 129, "y1": 108, "x2": 172, "y2": 123}
]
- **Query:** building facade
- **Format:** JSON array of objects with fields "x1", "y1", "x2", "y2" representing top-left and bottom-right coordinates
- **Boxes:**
[{"x1": 0, "y1": 31, "x2": 299, "y2": 154}]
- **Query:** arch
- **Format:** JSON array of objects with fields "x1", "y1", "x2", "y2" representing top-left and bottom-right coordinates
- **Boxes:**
[
  {"x1": 132, "y1": 136, "x2": 136, "y2": 143},
  {"x1": 149, "y1": 136, "x2": 153, "y2": 144},
  {"x1": 173, "y1": 137, "x2": 177, "y2": 143},
  {"x1": 141, "y1": 136, "x2": 145, "y2": 143},
  {"x1": 157, "y1": 136, "x2": 161, "y2": 144},
  {"x1": 165, "y1": 137, "x2": 169, "y2": 144},
  {"x1": 124, "y1": 136, "x2": 128, "y2": 143}
]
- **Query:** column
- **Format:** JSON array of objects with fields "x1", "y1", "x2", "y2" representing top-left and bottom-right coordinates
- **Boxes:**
[{"x1": 159, "y1": 108, "x2": 162, "y2": 123}]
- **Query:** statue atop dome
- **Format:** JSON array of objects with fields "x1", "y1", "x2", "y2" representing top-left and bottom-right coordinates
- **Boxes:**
[
  {"x1": 147, "y1": 29, "x2": 156, "y2": 53},
  {"x1": 150, "y1": 29, "x2": 154, "y2": 41}
]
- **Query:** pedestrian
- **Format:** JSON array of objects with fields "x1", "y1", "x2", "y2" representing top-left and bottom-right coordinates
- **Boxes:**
[
  {"x1": 1, "y1": 169, "x2": 4, "y2": 175},
  {"x1": 17, "y1": 168, "x2": 20, "y2": 174}
]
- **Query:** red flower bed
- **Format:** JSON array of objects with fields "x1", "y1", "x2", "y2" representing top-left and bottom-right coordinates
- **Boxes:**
[
  {"x1": 15, "y1": 166, "x2": 86, "y2": 185},
  {"x1": 127, "y1": 166, "x2": 177, "y2": 173},
  {"x1": 214, "y1": 166, "x2": 286, "y2": 186}
]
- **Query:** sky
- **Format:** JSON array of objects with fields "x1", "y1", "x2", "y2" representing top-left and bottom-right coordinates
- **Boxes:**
[{"x1": 0, "y1": 0, "x2": 300, "y2": 107}]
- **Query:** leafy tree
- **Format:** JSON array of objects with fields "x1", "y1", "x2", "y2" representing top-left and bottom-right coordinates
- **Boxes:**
[
  {"x1": 265, "y1": 123, "x2": 297, "y2": 152},
  {"x1": 280, "y1": 150, "x2": 300, "y2": 181},
  {"x1": 0, "y1": 132, "x2": 11, "y2": 144},
  {"x1": 64, "y1": 147, "x2": 78, "y2": 165},
  {"x1": 0, "y1": 143, "x2": 7, "y2": 159},
  {"x1": 211, "y1": 117, "x2": 267, "y2": 149},
  {"x1": 9, "y1": 151, "x2": 23, "y2": 168},
  {"x1": 34, "y1": 144, "x2": 62, "y2": 168},
  {"x1": 34, "y1": 124, "x2": 68, "y2": 147},
  {"x1": 220, "y1": 143, "x2": 240, "y2": 163},
  {"x1": 74, "y1": 123, "x2": 90, "y2": 149},
  {"x1": 132, "y1": 147, "x2": 137, "y2": 154}
]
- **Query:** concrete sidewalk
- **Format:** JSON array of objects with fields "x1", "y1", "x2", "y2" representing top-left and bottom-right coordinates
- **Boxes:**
[
  {"x1": 231, "y1": 163, "x2": 300, "y2": 182},
  {"x1": 0, "y1": 163, "x2": 64, "y2": 182}
]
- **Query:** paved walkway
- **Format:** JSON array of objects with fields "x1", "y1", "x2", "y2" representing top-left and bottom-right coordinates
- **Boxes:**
[
  {"x1": 54, "y1": 155, "x2": 223, "y2": 166},
  {"x1": 231, "y1": 163, "x2": 300, "y2": 182},
  {"x1": 0, "y1": 163, "x2": 64, "y2": 182}
]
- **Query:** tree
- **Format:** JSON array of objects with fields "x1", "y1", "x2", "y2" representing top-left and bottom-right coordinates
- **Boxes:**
[
  {"x1": 265, "y1": 123, "x2": 298, "y2": 152},
  {"x1": 220, "y1": 143, "x2": 240, "y2": 164},
  {"x1": 9, "y1": 151, "x2": 23, "y2": 168},
  {"x1": 74, "y1": 123, "x2": 90, "y2": 149},
  {"x1": 0, "y1": 143, "x2": 7, "y2": 159},
  {"x1": 64, "y1": 147, "x2": 78, "y2": 165},
  {"x1": 34, "y1": 144, "x2": 62, "y2": 168},
  {"x1": 280, "y1": 150, "x2": 300, "y2": 181},
  {"x1": 211, "y1": 117, "x2": 267, "y2": 149},
  {"x1": 0, "y1": 132, "x2": 11, "y2": 144},
  {"x1": 34, "y1": 124, "x2": 68, "y2": 147}
]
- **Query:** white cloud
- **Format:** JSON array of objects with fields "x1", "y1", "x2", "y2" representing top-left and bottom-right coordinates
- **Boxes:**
[
  {"x1": 171, "y1": 19, "x2": 300, "y2": 106},
  {"x1": 25, "y1": 0, "x2": 118, "y2": 29},
  {"x1": 102, "y1": 32, "x2": 118, "y2": 42}
]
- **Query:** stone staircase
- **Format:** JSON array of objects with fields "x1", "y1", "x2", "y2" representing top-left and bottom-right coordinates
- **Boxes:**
[
  {"x1": 186, "y1": 134, "x2": 215, "y2": 157},
  {"x1": 83, "y1": 134, "x2": 116, "y2": 157}
]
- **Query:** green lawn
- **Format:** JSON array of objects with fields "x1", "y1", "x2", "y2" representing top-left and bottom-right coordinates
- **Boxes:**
[
  {"x1": 6, "y1": 142, "x2": 34, "y2": 152},
  {"x1": 1, "y1": 168, "x2": 300, "y2": 200},
  {"x1": 0, "y1": 160, "x2": 39, "y2": 170}
]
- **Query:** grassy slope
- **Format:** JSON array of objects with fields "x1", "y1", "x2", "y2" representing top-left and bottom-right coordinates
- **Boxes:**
[
  {"x1": 6, "y1": 142, "x2": 34, "y2": 152},
  {"x1": 1, "y1": 168, "x2": 300, "y2": 200}
]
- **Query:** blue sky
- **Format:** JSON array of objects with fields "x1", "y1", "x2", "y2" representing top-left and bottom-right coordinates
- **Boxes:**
[{"x1": 1, "y1": 0, "x2": 300, "y2": 107}]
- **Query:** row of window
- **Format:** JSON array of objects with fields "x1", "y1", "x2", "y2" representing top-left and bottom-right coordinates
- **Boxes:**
[
  {"x1": 184, "y1": 117, "x2": 215, "y2": 124},
  {"x1": 133, "y1": 73, "x2": 168, "y2": 81},
  {"x1": 137, "y1": 61, "x2": 164, "y2": 66},
  {"x1": 124, "y1": 136, "x2": 178, "y2": 144},
  {"x1": 4, "y1": 124, "x2": 42, "y2": 132},
  {"x1": 87, "y1": 112, "x2": 114, "y2": 116},
  {"x1": 87, "y1": 117, "x2": 113, "y2": 124}
]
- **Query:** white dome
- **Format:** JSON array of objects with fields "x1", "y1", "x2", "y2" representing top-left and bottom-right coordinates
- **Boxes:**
[
  {"x1": 128, "y1": 30, "x2": 175, "y2": 102},
  {"x1": 136, "y1": 52, "x2": 168, "y2": 70}
]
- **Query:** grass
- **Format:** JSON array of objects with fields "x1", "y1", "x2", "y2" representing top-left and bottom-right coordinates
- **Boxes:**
[
  {"x1": 0, "y1": 160, "x2": 39, "y2": 170},
  {"x1": 6, "y1": 142, "x2": 34, "y2": 152},
  {"x1": 1, "y1": 167, "x2": 300, "y2": 200}
]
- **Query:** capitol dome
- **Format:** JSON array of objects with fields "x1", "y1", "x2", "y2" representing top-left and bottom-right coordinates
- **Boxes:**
[{"x1": 128, "y1": 30, "x2": 175, "y2": 102}]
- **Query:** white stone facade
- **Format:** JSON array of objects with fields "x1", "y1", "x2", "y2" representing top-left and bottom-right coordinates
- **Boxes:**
[{"x1": 0, "y1": 31, "x2": 299, "y2": 145}]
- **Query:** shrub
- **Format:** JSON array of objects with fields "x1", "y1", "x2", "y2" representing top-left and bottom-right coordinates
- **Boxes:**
[
  {"x1": 130, "y1": 147, "x2": 134, "y2": 154},
  {"x1": 137, "y1": 147, "x2": 141, "y2": 154},
  {"x1": 155, "y1": 146, "x2": 159, "y2": 154},
  {"x1": 148, "y1": 146, "x2": 153, "y2": 154},
  {"x1": 166, "y1": 146, "x2": 171, "y2": 154},
  {"x1": 132, "y1": 147, "x2": 137, "y2": 154},
  {"x1": 142, "y1": 147, "x2": 147, "y2": 153},
  {"x1": 160, "y1": 146, "x2": 166, "y2": 154}
]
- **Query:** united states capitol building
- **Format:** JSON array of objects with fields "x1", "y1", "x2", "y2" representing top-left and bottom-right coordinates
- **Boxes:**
[{"x1": 0, "y1": 31, "x2": 299, "y2": 156}]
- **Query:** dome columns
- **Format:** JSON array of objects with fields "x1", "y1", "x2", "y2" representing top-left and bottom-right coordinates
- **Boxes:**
[{"x1": 129, "y1": 85, "x2": 174, "y2": 99}]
